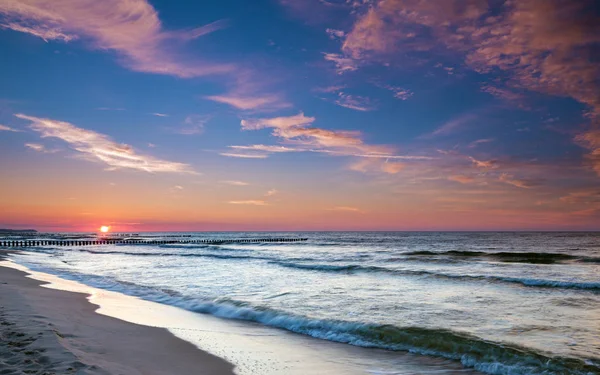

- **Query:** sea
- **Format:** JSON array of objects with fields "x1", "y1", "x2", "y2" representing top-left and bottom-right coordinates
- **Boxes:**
[{"x1": 2, "y1": 232, "x2": 600, "y2": 375}]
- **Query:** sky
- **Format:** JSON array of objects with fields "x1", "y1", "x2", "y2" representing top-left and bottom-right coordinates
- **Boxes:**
[{"x1": 0, "y1": 0, "x2": 599, "y2": 232}]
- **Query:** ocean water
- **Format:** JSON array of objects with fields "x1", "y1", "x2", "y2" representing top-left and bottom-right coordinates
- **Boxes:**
[{"x1": 4, "y1": 232, "x2": 600, "y2": 375}]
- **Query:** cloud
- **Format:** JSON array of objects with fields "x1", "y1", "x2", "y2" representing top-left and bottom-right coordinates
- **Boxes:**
[
  {"x1": 237, "y1": 112, "x2": 429, "y2": 173},
  {"x1": 169, "y1": 185, "x2": 184, "y2": 193},
  {"x1": 468, "y1": 138, "x2": 494, "y2": 148},
  {"x1": 228, "y1": 200, "x2": 268, "y2": 206},
  {"x1": 428, "y1": 113, "x2": 479, "y2": 137},
  {"x1": 241, "y1": 112, "x2": 375, "y2": 151},
  {"x1": 177, "y1": 115, "x2": 209, "y2": 135},
  {"x1": 560, "y1": 190, "x2": 600, "y2": 205},
  {"x1": 341, "y1": 0, "x2": 600, "y2": 119},
  {"x1": 575, "y1": 130, "x2": 600, "y2": 176},
  {"x1": 265, "y1": 189, "x2": 278, "y2": 197},
  {"x1": 313, "y1": 85, "x2": 347, "y2": 93},
  {"x1": 229, "y1": 145, "x2": 300, "y2": 153},
  {"x1": 469, "y1": 156, "x2": 498, "y2": 169},
  {"x1": 0, "y1": 22, "x2": 76, "y2": 42},
  {"x1": 381, "y1": 161, "x2": 405, "y2": 174},
  {"x1": 499, "y1": 173, "x2": 539, "y2": 189},
  {"x1": 323, "y1": 53, "x2": 358, "y2": 74},
  {"x1": 334, "y1": 92, "x2": 375, "y2": 111},
  {"x1": 241, "y1": 112, "x2": 316, "y2": 131},
  {"x1": 219, "y1": 152, "x2": 269, "y2": 159},
  {"x1": 16, "y1": 113, "x2": 196, "y2": 174},
  {"x1": 480, "y1": 85, "x2": 525, "y2": 104},
  {"x1": 349, "y1": 158, "x2": 405, "y2": 174},
  {"x1": 327, "y1": 206, "x2": 362, "y2": 212},
  {"x1": 0, "y1": 124, "x2": 19, "y2": 132},
  {"x1": 375, "y1": 84, "x2": 413, "y2": 100},
  {"x1": 0, "y1": 0, "x2": 232, "y2": 77},
  {"x1": 326, "y1": 28, "x2": 345, "y2": 39},
  {"x1": 220, "y1": 180, "x2": 249, "y2": 186},
  {"x1": 203, "y1": 70, "x2": 292, "y2": 112},
  {"x1": 448, "y1": 175, "x2": 475, "y2": 184},
  {"x1": 24, "y1": 143, "x2": 57, "y2": 153},
  {"x1": 387, "y1": 87, "x2": 413, "y2": 101},
  {"x1": 205, "y1": 94, "x2": 291, "y2": 111},
  {"x1": 151, "y1": 113, "x2": 169, "y2": 117}
]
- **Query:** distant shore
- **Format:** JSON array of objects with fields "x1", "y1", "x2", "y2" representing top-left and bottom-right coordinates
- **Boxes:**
[{"x1": 0, "y1": 251, "x2": 235, "y2": 375}]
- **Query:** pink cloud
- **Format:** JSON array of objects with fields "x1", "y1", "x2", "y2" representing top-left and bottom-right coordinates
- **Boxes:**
[
  {"x1": 334, "y1": 92, "x2": 375, "y2": 111},
  {"x1": 0, "y1": 124, "x2": 19, "y2": 132},
  {"x1": 341, "y1": 0, "x2": 600, "y2": 119},
  {"x1": 219, "y1": 152, "x2": 269, "y2": 159},
  {"x1": 205, "y1": 94, "x2": 291, "y2": 111},
  {"x1": 323, "y1": 53, "x2": 359, "y2": 74},
  {"x1": 0, "y1": 0, "x2": 232, "y2": 77}
]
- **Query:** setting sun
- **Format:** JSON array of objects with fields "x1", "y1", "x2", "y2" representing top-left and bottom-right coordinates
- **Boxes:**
[{"x1": 99, "y1": 226, "x2": 110, "y2": 233}]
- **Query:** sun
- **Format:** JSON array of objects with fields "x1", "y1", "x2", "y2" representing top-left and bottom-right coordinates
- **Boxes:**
[{"x1": 100, "y1": 226, "x2": 110, "y2": 233}]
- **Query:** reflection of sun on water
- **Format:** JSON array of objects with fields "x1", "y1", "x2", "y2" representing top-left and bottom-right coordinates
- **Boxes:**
[{"x1": 100, "y1": 226, "x2": 110, "y2": 233}]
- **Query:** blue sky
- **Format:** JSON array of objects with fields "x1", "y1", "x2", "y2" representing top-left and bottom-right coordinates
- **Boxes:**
[{"x1": 0, "y1": 0, "x2": 599, "y2": 231}]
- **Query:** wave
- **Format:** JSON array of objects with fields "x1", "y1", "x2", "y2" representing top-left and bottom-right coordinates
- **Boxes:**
[
  {"x1": 271, "y1": 261, "x2": 600, "y2": 291},
  {"x1": 68, "y1": 248, "x2": 329, "y2": 264},
  {"x1": 74, "y1": 248, "x2": 276, "y2": 261},
  {"x1": 12, "y1": 263, "x2": 599, "y2": 375},
  {"x1": 402, "y1": 250, "x2": 600, "y2": 264},
  {"x1": 182, "y1": 302, "x2": 598, "y2": 375}
]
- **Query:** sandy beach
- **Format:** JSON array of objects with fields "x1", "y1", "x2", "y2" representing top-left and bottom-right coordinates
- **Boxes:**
[{"x1": 0, "y1": 251, "x2": 235, "y2": 375}]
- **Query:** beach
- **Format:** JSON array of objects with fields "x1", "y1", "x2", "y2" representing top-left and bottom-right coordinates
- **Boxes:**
[{"x1": 0, "y1": 251, "x2": 235, "y2": 375}]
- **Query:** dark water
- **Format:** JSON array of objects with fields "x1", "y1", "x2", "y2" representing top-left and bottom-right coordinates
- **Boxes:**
[{"x1": 6, "y1": 232, "x2": 600, "y2": 374}]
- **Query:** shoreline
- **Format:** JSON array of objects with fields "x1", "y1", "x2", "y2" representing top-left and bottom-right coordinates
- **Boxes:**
[{"x1": 0, "y1": 253, "x2": 235, "y2": 375}]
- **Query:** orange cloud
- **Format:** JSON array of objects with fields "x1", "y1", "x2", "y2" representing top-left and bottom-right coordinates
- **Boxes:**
[
  {"x1": 575, "y1": 130, "x2": 600, "y2": 176},
  {"x1": 327, "y1": 206, "x2": 363, "y2": 213},
  {"x1": 499, "y1": 173, "x2": 539, "y2": 189},
  {"x1": 228, "y1": 200, "x2": 268, "y2": 206},
  {"x1": 349, "y1": 158, "x2": 404, "y2": 174},
  {"x1": 469, "y1": 157, "x2": 498, "y2": 169},
  {"x1": 17, "y1": 114, "x2": 196, "y2": 174},
  {"x1": 448, "y1": 175, "x2": 475, "y2": 184},
  {"x1": 241, "y1": 113, "x2": 391, "y2": 155},
  {"x1": 236, "y1": 113, "x2": 431, "y2": 173}
]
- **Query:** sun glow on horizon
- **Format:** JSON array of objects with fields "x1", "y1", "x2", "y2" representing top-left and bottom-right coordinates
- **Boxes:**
[{"x1": 100, "y1": 225, "x2": 110, "y2": 233}]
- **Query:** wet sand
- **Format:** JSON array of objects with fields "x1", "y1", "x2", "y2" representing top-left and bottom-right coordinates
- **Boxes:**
[{"x1": 0, "y1": 251, "x2": 235, "y2": 375}]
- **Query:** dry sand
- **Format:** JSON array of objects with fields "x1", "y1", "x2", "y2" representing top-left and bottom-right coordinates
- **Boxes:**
[{"x1": 0, "y1": 251, "x2": 235, "y2": 375}]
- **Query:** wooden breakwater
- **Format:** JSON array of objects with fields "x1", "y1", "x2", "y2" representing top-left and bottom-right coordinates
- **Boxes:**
[{"x1": 0, "y1": 238, "x2": 308, "y2": 247}]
